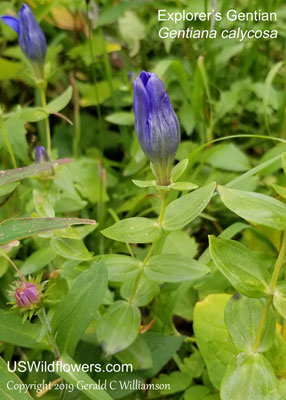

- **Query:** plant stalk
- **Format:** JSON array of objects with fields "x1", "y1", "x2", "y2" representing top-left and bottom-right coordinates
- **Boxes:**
[
  {"x1": 38, "y1": 308, "x2": 60, "y2": 360},
  {"x1": 253, "y1": 230, "x2": 286, "y2": 352},
  {"x1": 0, "y1": 113, "x2": 17, "y2": 168},
  {"x1": 129, "y1": 190, "x2": 168, "y2": 303},
  {"x1": 38, "y1": 83, "x2": 51, "y2": 157}
]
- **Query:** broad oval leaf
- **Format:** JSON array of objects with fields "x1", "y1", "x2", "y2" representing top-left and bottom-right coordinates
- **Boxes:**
[
  {"x1": 163, "y1": 182, "x2": 216, "y2": 231},
  {"x1": 225, "y1": 294, "x2": 275, "y2": 352},
  {"x1": 0, "y1": 357, "x2": 33, "y2": 399},
  {"x1": 51, "y1": 237, "x2": 92, "y2": 261},
  {"x1": 0, "y1": 217, "x2": 96, "y2": 245},
  {"x1": 221, "y1": 353, "x2": 279, "y2": 400},
  {"x1": 209, "y1": 236, "x2": 270, "y2": 298},
  {"x1": 218, "y1": 185, "x2": 286, "y2": 230},
  {"x1": 95, "y1": 254, "x2": 141, "y2": 281},
  {"x1": 97, "y1": 300, "x2": 141, "y2": 355},
  {"x1": 101, "y1": 217, "x2": 161, "y2": 243},
  {"x1": 193, "y1": 294, "x2": 239, "y2": 389},
  {"x1": 52, "y1": 261, "x2": 108, "y2": 355},
  {"x1": 145, "y1": 255, "x2": 210, "y2": 283}
]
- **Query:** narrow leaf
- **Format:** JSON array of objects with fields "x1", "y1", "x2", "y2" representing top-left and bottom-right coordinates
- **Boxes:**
[
  {"x1": 52, "y1": 261, "x2": 108, "y2": 355},
  {"x1": 0, "y1": 158, "x2": 72, "y2": 186}
]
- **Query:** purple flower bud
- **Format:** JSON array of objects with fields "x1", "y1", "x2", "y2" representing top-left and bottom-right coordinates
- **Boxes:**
[
  {"x1": 35, "y1": 146, "x2": 49, "y2": 163},
  {"x1": 1, "y1": 4, "x2": 47, "y2": 65},
  {"x1": 14, "y1": 281, "x2": 40, "y2": 308},
  {"x1": 133, "y1": 71, "x2": 180, "y2": 185}
]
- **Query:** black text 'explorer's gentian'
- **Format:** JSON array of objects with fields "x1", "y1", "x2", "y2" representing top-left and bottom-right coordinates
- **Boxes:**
[
  {"x1": 1, "y1": 4, "x2": 46, "y2": 68},
  {"x1": 133, "y1": 71, "x2": 180, "y2": 186}
]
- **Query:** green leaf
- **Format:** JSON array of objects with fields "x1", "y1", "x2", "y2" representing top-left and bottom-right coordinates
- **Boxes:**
[
  {"x1": 56, "y1": 353, "x2": 112, "y2": 400},
  {"x1": 0, "y1": 357, "x2": 33, "y2": 399},
  {"x1": 98, "y1": 1, "x2": 142, "y2": 26},
  {"x1": 221, "y1": 353, "x2": 279, "y2": 400},
  {"x1": 184, "y1": 385, "x2": 210, "y2": 400},
  {"x1": 151, "y1": 371, "x2": 192, "y2": 395},
  {"x1": 120, "y1": 272, "x2": 160, "y2": 306},
  {"x1": 51, "y1": 237, "x2": 92, "y2": 261},
  {"x1": 95, "y1": 254, "x2": 141, "y2": 281},
  {"x1": 225, "y1": 294, "x2": 275, "y2": 352},
  {"x1": 207, "y1": 143, "x2": 250, "y2": 172},
  {"x1": 193, "y1": 294, "x2": 239, "y2": 389},
  {"x1": 118, "y1": 11, "x2": 145, "y2": 56},
  {"x1": 273, "y1": 282, "x2": 286, "y2": 318},
  {"x1": 170, "y1": 182, "x2": 198, "y2": 191},
  {"x1": 97, "y1": 300, "x2": 141, "y2": 355},
  {"x1": 145, "y1": 255, "x2": 210, "y2": 283},
  {"x1": 0, "y1": 58, "x2": 21, "y2": 80},
  {"x1": 171, "y1": 159, "x2": 189, "y2": 181},
  {"x1": 101, "y1": 217, "x2": 161, "y2": 243},
  {"x1": 132, "y1": 179, "x2": 156, "y2": 188},
  {"x1": 116, "y1": 336, "x2": 153, "y2": 370},
  {"x1": 0, "y1": 217, "x2": 96, "y2": 245},
  {"x1": 105, "y1": 112, "x2": 134, "y2": 125},
  {"x1": 52, "y1": 261, "x2": 107, "y2": 355},
  {"x1": 218, "y1": 185, "x2": 286, "y2": 230},
  {"x1": 0, "y1": 182, "x2": 18, "y2": 196},
  {"x1": 20, "y1": 106, "x2": 48, "y2": 122},
  {"x1": 0, "y1": 158, "x2": 72, "y2": 186},
  {"x1": 163, "y1": 182, "x2": 216, "y2": 231},
  {"x1": 0, "y1": 309, "x2": 46, "y2": 349},
  {"x1": 20, "y1": 246, "x2": 56, "y2": 275},
  {"x1": 209, "y1": 236, "x2": 270, "y2": 297},
  {"x1": 272, "y1": 184, "x2": 286, "y2": 199},
  {"x1": 46, "y1": 86, "x2": 73, "y2": 113},
  {"x1": 162, "y1": 230, "x2": 198, "y2": 258}
]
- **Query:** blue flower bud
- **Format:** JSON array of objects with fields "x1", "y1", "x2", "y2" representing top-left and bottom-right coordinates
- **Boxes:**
[
  {"x1": 1, "y1": 4, "x2": 47, "y2": 66},
  {"x1": 35, "y1": 146, "x2": 49, "y2": 163},
  {"x1": 133, "y1": 71, "x2": 180, "y2": 186}
]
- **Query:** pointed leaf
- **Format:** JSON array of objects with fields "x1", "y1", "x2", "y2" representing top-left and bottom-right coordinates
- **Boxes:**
[
  {"x1": 0, "y1": 217, "x2": 96, "y2": 245},
  {"x1": 163, "y1": 182, "x2": 216, "y2": 231},
  {"x1": 221, "y1": 353, "x2": 279, "y2": 400},
  {"x1": 209, "y1": 236, "x2": 270, "y2": 297},
  {"x1": 218, "y1": 185, "x2": 286, "y2": 230},
  {"x1": 101, "y1": 217, "x2": 161, "y2": 243},
  {"x1": 97, "y1": 300, "x2": 140, "y2": 355}
]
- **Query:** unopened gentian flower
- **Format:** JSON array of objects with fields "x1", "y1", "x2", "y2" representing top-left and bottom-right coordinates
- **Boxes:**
[
  {"x1": 35, "y1": 145, "x2": 49, "y2": 163},
  {"x1": 1, "y1": 4, "x2": 46, "y2": 75},
  {"x1": 133, "y1": 71, "x2": 180, "y2": 186}
]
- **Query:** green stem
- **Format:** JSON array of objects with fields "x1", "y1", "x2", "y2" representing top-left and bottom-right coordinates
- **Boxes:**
[
  {"x1": 39, "y1": 84, "x2": 51, "y2": 157},
  {"x1": 0, "y1": 113, "x2": 17, "y2": 168},
  {"x1": 70, "y1": 72, "x2": 81, "y2": 158},
  {"x1": 38, "y1": 308, "x2": 60, "y2": 360},
  {"x1": 252, "y1": 295, "x2": 272, "y2": 352},
  {"x1": 253, "y1": 230, "x2": 286, "y2": 352},
  {"x1": 270, "y1": 230, "x2": 286, "y2": 292},
  {"x1": 129, "y1": 191, "x2": 168, "y2": 303},
  {"x1": 0, "y1": 248, "x2": 24, "y2": 281}
]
